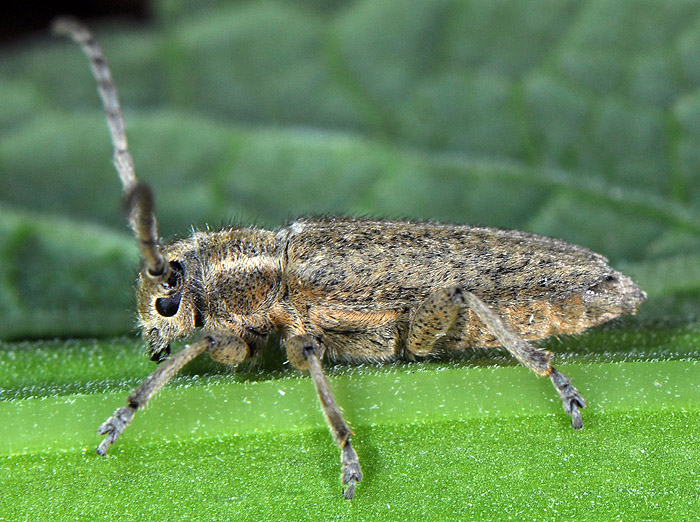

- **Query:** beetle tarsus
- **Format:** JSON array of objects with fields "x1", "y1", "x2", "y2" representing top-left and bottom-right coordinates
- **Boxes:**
[
  {"x1": 549, "y1": 367, "x2": 586, "y2": 429},
  {"x1": 96, "y1": 405, "x2": 136, "y2": 455},
  {"x1": 569, "y1": 402, "x2": 583, "y2": 430},
  {"x1": 341, "y1": 441, "x2": 362, "y2": 500}
]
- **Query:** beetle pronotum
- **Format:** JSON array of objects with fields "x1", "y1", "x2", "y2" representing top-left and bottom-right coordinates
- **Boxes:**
[{"x1": 53, "y1": 17, "x2": 646, "y2": 499}]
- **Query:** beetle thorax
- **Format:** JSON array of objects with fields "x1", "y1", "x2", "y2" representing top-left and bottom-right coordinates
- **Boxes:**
[{"x1": 197, "y1": 231, "x2": 284, "y2": 333}]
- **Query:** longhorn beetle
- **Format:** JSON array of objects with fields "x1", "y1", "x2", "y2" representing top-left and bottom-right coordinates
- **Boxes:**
[{"x1": 53, "y1": 17, "x2": 646, "y2": 500}]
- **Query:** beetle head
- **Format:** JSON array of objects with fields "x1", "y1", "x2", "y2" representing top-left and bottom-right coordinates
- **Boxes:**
[
  {"x1": 135, "y1": 252, "x2": 201, "y2": 362},
  {"x1": 134, "y1": 230, "x2": 283, "y2": 363}
]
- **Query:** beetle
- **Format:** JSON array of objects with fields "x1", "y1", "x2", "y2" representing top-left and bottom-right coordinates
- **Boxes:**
[{"x1": 53, "y1": 17, "x2": 646, "y2": 500}]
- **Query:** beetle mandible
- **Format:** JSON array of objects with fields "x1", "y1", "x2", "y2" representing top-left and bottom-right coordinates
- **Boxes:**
[{"x1": 54, "y1": 18, "x2": 646, "y2": 500}]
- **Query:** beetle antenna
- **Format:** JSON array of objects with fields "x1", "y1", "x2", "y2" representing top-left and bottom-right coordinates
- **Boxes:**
[{"x1": 52, "y1": 16, "x2": 169, "y2": 281}]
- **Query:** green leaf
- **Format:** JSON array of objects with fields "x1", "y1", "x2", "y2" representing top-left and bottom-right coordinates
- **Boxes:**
[{"x1": 1, "y1": 328, "x2": 699, "y2": 520}]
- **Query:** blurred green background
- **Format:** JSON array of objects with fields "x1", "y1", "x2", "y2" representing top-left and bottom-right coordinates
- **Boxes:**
[{"x1": 3, "y1": 0, "x2": 700, "y2": 340}]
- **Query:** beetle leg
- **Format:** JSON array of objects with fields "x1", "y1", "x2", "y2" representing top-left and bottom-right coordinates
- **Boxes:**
[
  {"x1": 207, "y1": 333, "x2": 250, "y2": 366},
  {"x1": 286, "y1": 334, "x2": 362, "y2": 500},
  {"x1": 406, "y1": 286, "x2": 464, "y2": 357},
  {"x1": 460, "y1": 290, "x2": 586, "y2": 429},
  {"x1": 548, "y1": 367, "x2": 586, "y2": 430},
  {"x1": 97, "y1": 334, "x2": 250, "y2": 455},
  {"x1": 407, "y1": 287, "x2": 585, "y2": 428}
]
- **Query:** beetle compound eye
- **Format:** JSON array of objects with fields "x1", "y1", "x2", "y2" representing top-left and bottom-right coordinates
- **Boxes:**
[{"x1": 155, "y1": 292, "x2": 182, "y2": 317}]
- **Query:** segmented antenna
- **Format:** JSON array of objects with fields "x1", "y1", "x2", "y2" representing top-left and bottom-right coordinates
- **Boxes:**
[{"x1": 52, "y1": 16, "x2": 170, "y2": 281}]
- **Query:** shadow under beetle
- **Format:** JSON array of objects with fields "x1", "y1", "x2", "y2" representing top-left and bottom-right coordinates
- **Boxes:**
[{"x1": 53, "y1": 17, "x2": 646, "y2": 500}]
